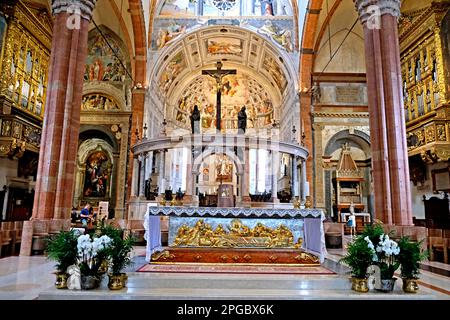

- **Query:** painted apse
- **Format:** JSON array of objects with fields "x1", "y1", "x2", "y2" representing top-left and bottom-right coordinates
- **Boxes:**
[{"x1": 147, "y1": 0, "x2": 298, "y2": 138}]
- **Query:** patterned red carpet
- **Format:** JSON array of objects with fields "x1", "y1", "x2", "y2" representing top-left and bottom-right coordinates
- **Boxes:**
[{"x1": 136, "y1": 263, "x2": 335, "y2": 275}]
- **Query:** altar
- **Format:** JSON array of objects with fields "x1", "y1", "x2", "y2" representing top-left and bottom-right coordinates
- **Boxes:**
[{"x1": 144, "y1": 206, "x2": 327, "y2": 265}]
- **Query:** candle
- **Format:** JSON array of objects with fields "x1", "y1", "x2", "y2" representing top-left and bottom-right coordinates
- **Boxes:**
[{"x1": 163, "y1": 101, "x2": 167, "y2": 119}]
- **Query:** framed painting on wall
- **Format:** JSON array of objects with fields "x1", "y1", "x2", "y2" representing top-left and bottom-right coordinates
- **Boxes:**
[{"x1": 431, "y1": 168, "x2": 450, "y2": 193}]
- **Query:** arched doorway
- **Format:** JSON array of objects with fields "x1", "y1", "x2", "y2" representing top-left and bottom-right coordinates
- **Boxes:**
[
  {"x1": 323, "y1": 129, "x2": 372, "y2": 219},
  {"x1": 193, "y1": 148, "x2": 245, "y2": 207}
]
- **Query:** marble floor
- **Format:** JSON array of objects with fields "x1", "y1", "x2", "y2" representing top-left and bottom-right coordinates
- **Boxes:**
[{"x1": 0, "y1": 246, "x2": 448, "y2": 300}]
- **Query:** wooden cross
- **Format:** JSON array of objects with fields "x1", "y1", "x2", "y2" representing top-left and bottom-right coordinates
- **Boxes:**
[{"x1": 202, "y1": 61, "x2": 237, "y2": 131}]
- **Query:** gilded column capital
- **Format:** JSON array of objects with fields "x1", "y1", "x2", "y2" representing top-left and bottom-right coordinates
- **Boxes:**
[
  {"x1": 354, "y1": 0, "x2": 401, "y2": 25},
  {"x1": 52, "y1": 0, "x2": 97, "y2": 21}
]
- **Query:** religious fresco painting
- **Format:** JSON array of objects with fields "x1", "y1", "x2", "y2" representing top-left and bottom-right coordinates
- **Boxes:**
[
  {"x1": 159, "y1": 51, "x2": 187, "y2": 94},
  {"x1": 206, "y1": 37, "x2": 243, "y2": 56},
  {"x1": 83, "y1": 151, "x2": 110, "y2": 198},
  {"x1": 156, "y1": 21, "x2": 187, "y2": 50},
  {"x1": 84, "y1": 27, "x2": 130, "y2": 82},
  {"x1": 262, "y1": 54, "x2": 287, "y2": 93},
  {"x1": 152, "y1": 2, "x2": 296, "y2": 55},
  {"x1": 81, "y1": 94, "x2": 120, "y2": 111},
  {"x1": 151, "y1": 18, "x2": 295, "y2": 52},
  {"x1": 158, "y1": 0, "x2": 292, "y2": 17},
  {"x1": 257, "y1": 20, "x2": 293, "y2": 52},
  {"x1": 160, "y1": 0, "x2": 196, "y2": 17},
  {"x1": 174, "y1": 74, "x2": 274, "y2": 130}
]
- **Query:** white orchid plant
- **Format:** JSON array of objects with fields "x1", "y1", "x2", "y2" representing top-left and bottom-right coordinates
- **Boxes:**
[
  {"x1": 77, "y1": 234, "x2": 112, "y2": 277},
  {"x1": 364, "y1": 233, "x2": 400, "y2": 279}
]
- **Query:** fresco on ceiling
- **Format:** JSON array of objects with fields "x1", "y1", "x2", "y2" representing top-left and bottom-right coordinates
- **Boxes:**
[
  {"x1": 206, "y1": 37, "x2": 243, "y2": 56},
  {"x1": 160, "y1": 0, "x2": 196, "y2": 16},
  {"x1": 159, "y1": 0, "x2": 293, "y2": 17},
  {"x1": 174, "y1": 74, "x2": 274, "y2": 130},
  {"x1": 257, "y1": 20, "x2": 293, "y2": 52},
  {"x1": 82, "y1": 94, "x2": 120, "y2": 111},
  {"x1": 262, "y1": 54, "x2": 287, "y2": 93},
  {"x1": 156, "y1": 21, "x2": 187, "y2": 50},
  {"x1": 151, "y1": 18, "x2": 295, "y2": 53},
  {"x1": 159, "y1": 51, "x2": 187, "y2": 94},
  {"x1": 84, "y1": 27, "x2": 130, "y2": 82}
]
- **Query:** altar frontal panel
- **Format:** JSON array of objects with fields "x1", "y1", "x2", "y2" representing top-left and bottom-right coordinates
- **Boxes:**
[{"x1": 169, "y1": 217, "x2": 304, "y2": 249}]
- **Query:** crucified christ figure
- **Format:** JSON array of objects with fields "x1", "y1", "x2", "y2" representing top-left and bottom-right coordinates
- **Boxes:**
[{"x1": 202, "y1": 61, "x2": 237, "y2": 131}]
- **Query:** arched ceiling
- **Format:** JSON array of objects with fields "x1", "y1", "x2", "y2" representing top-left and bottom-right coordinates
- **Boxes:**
[
  {"x1": 299, "y1": 0, "x2": 437, "y2": 91},
  {"x1": 150, "y1": 26, "x2": 296, "y2": 107},
  {"x1": 148, "y1": 25, "x2": 297, "y2": 130}
]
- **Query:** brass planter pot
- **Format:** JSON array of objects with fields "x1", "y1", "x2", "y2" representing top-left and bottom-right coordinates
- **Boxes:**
[
  {"x1": 402, "y1": 278, "x2": 419, "y2": 293},
  {"x1": 54, "y1": 272, "x2": 68, "y2": 289},
  {"x1": 121, "y1": 273, "x2": 128, "y2": 287},
  {"x1": 108, "y1": 274, "x2": 125, "y2": 290},
  {"x1": 351, "y1": 277, "x2": 369, "y2": 293}
]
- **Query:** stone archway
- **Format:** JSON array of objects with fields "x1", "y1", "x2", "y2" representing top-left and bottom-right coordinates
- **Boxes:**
[
  {"x1": 324, "y1": 129, "x2": 371, "y2": 158},
  {"x1": 322, "y1": 129, "x2": 372, "y2": 218},
  {"x1": 192, "y1": 148, "x2": 245, "y2": 200}
]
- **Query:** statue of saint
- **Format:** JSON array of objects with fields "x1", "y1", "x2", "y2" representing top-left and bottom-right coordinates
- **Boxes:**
[
  {"x1": 190, "y1": 105, "x2": 201, "y2": 134},
  {"x1": 238, "y1": 106, "x2": 247, "y2": 133}
]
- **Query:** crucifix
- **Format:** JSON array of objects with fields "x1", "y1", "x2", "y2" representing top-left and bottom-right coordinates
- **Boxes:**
[{"x1": 202, "y1": 61, "x2": 237, "y2": 131}]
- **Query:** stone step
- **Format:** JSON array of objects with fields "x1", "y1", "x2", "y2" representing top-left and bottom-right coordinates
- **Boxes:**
[{"x1": 37, "y1": 272, "x2": 440, "y2": 300}]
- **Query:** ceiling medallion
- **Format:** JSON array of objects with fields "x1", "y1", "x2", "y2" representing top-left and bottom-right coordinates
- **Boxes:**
[{"x1": 212, "y1": 0, "x2": 237, "y2": 11}]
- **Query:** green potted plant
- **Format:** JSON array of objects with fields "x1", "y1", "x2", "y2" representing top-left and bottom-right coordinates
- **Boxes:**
[
  {"x1": 340, "y1": 224, "x2": 385, "y2": 292},
  {"x1": 397, "y1": 236, "x2": 428, "y2": 293},
  {"x1": 46, "y1": 230, "x2": 79, "y2": 289},
  {"x1": 340, "y1": 236, "x2": 374, "y2": 292},
  {"x1": 102, "y1": 225, "x2": 135, "y2": 290}
]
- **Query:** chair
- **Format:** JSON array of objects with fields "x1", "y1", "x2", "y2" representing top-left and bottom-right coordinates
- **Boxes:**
[
  {"x1": 443, "y1": 230, "x2": 450, "y2": 264},
  {"x1": 383, "y1": 225, "x2": 403, "y2": 240},
  {"x1": 31, "y1": 220, "x2": 50, "y2": 255},
  {"x1": 323, "y1": 222, "x2": 344, "y2": 248},
  {"x1": 127, "y1": 220, "x2": 145, "y2": 245},
  {"x1": 402, "y1": 226, "x2": 427, "y2": 252},
  {"x1": 428, "y1": 228, "x2": 443, "y2": 238},
  {"x1": 1, "y1": 222, "x2": 14, "y2": 231},
  {"x1": 48, "y1": 220, "x2": 64, "y2": 235},
  {"x1": 428, "y1": 236, "x2": 445, "y2": 262},
  {"x1": 0, "y1": 230, "x2": 13, "y2": 257}
]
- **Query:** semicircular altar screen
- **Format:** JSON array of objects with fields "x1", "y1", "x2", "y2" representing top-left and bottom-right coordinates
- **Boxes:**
[
  {"x1": 83, "y1": 151, "x2": 110, "y2": 198},
  {"x1": 173, "y1": 74, "x2": 274, "y2": 131}
]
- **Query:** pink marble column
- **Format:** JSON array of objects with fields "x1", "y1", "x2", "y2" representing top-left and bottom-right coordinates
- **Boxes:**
[
  {"x1": 20, "y1": 0, "x2": 97, "y2": 255},
  {"x1": 355, "y1": 0, "x2": 413, "y2": 225}
]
